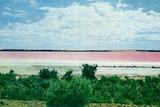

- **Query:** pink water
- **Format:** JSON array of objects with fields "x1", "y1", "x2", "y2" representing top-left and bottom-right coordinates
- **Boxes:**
[{"x1": 0, "y1": 52, "x2": 160, "y2": 62}]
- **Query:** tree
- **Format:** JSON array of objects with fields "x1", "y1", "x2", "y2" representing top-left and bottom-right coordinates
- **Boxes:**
[
  {"x1": 46, "y1": 77, "x2": 92, "y2": 107},
  {"x1": 16, "y1": 75, "x2": 46, "y2": 100},
  {"x1": 9, "y1": 69, "x2": 14, "y2": 75},
  {"x1": 61, "y1": 70, "x2": 73, "y2": 81},
  {"x1": 39, "y1": 68, "x2": 58, "y2": 79},
  {"x1": 50, "y1": 69, "x2": 58, "y2": 79},
  {"x1": 81, "y1": 64, "x2": 97, "y2": 80}
]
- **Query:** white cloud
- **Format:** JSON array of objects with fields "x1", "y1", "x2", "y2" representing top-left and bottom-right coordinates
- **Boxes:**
[
  {"x1": 14, "y1": 10, "x2": 28, "y2": 17},
  {"x1": 4, "y1": 7, "x2": 12, "y2": 11},
  {"x1": 14, "y1": 0, "x2": 26, "y2": 2},
  {"x1": 15, "y1": 9, "x2": 27, "y2": 13},
  {"x1": 30, "y1": 0, "x2": 38, "y2": 8},
  {"x1": 0, "y1": 1, "x2": 160, "y2": 49},
  {"x1": 2, "y1": 11, "x2": 13, "y2": 16},
  {"x1": 2, "y1": 9, "x2": 28, "y2": 18}
]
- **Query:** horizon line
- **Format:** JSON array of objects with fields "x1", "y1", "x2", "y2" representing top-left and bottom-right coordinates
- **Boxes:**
[{"x1": 0, "y1": 49, "x2": 160, "y2": 52}]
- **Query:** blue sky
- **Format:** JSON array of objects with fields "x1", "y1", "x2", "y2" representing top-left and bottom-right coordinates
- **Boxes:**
[{"x1": 0, "y1": 0, "x2": 160, "y2": 50}]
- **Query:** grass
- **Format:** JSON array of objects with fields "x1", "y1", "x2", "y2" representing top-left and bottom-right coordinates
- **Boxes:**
[
  {"x1": 0, "y1": 99, "x2": 46, "y2": 107},
  {"x1": 0, "y1": 99, "x2": 158, "y2": 107}
]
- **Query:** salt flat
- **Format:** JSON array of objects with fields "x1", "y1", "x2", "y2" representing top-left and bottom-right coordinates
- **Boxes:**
[{"x1": 0, "y1": 61, "x2": 160, "y2": 76}]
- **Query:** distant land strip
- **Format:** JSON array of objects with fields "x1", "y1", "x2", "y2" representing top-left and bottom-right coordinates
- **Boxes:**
[
  {"x1": 100, "y1": 65, "x2": 160, "y2": 68},
  {"x1": 0, "y1": 49, "x2": 160, "y2": 52}
]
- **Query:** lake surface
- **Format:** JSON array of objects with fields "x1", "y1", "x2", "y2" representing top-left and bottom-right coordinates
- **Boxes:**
[
  {"x1": 0, "y1": 51, "x2": 160, "y2": 62},
  {"x1": 0, "y1": 51, "x2": 160, "y2": 76}
]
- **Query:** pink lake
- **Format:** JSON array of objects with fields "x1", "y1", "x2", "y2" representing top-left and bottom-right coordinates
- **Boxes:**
[
  {"x1": 0, "y1": 51, "x2": 160, "y2": 62},
  {"x1": 0, "y1": 51, "x2": 160, "y2": 75}
]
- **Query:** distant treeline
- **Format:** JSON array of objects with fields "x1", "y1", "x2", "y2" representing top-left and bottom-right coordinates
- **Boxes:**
[{"x1": 0, "y1": 49, "x2": 160, "y2": 52}]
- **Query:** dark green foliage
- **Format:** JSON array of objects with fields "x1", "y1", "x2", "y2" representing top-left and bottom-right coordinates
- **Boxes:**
[
  {"x1": 82, "y1": 64, "x2": 97, "y2": 80},
  {"x1": 1, "y1": 83, "x2": 27, "y2": 100},
  {"x1": 0, "y1": 75, "x2": 46, "y2": 101},
  {"x1": 0, "y1": 71, "x2": 19, "y2": 100},
  {"x1": 39, "y1": 68, "x2": 58, "y2": 79},
  {"x1": 91, "y1": 76, "x2": 160, "y2": 105},
  {"x1": 46, "y1": 77, "x2": 92, "y2": 107},
  {"x1": 17, "y1": 75, "x2": 47, "y2": 100},
  {"x1": 92, "y1": 76, "x2": 124, "y2": 104},
  {"x1": 9, "y1": 69, "x2": 14, "y2": 75},
  {"x1": 0, "y1": 70, "x2": 16, "y2": 88},
  {"x1": 1, "y1": 65, "x2": 160, "y2": 106},
  {"x1": 61, "y1": 70, "x2": 73, "y2": 81}
]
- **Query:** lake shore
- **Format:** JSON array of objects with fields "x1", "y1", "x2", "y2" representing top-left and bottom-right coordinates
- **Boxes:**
[{"x1": 0, "y1": 61, "x2": 160, "y2": 77}]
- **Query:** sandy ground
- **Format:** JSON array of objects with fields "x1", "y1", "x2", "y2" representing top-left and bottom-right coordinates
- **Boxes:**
[{"x1": 0, "y1": 61, "x2": 160, "y2": 76}]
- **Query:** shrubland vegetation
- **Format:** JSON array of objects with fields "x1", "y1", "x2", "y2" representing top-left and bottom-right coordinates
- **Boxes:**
[{"x1": 0, "y1": 64, "x2": 160, "y2": 107}]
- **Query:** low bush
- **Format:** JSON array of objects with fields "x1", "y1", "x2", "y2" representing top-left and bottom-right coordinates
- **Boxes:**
[
  {"x1": 82, "y1": 64, "x2": 97, "y2": 80},
  {"x1": 46, "y1": 77, "x2": 92, "y2": 107},
  {"x1": 1, "y1": 64, "x2": 160, "y2": 106}
]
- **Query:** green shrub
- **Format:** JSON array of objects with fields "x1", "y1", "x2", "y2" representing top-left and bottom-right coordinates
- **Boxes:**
[
  {"x1": 17, "y1": 75, "x2": 47, "y2": 100},
  {"x1": 1, "y1": 83, "x2": 27, "y2": 100},
  {"x1": 61, "y1": 70, "x2": 73, "y2": 81},
  {"x1": 39, "y1": 68, "x2": 58, "y2": 79},
  {"x1": 46, "y1": 77, "x2": 92, "y2": 107},
  {"x1": 81, "y1": 64, "x2": 97, "y2": 80}
]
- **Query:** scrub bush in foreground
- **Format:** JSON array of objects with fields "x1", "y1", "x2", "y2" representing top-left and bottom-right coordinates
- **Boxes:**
[{"x1": 46, "y1": 77, "x2": 92, "y2": 107}]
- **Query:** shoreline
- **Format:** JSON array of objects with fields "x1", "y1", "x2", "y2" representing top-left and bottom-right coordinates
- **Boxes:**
[
  {"x1": 0, "y1": 60, "x2": 160, "y2": 66},
  {"x1": 0, "y1": 61, "x2": 160, "y2": 76}
]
